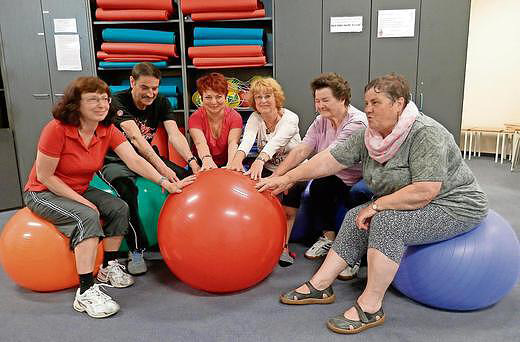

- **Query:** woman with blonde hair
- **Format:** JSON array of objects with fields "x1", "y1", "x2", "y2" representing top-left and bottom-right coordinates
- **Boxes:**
[
  {"x1": 229, "y1": 77, "x2": 301, "y2": 266},
  {"x1": 228, "y1": 77, "x2": 301, "y2": 180}
]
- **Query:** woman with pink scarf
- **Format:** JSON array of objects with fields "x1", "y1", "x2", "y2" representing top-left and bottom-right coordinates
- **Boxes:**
[{"x1": 257, "y1": 74, "x2": 488, "y2": 334}]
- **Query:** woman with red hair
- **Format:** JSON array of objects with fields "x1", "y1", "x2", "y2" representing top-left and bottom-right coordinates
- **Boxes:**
[{"x1": 189, "y1": 72, "x2": 243, "y2": 170}]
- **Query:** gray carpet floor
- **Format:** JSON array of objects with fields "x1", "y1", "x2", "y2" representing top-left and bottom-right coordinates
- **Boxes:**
[{"x1": 0, "y1": 156, "x2": 518, "y2": 342}]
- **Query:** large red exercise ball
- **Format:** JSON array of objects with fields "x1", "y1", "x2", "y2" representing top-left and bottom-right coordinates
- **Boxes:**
[
  {"x1": 393, "y1": 210, "x2": 520, "y2": 311},
  {"x1": 158, "y1": 169, "x2": 285, "y2": 293},
  {"x1": 0, "y1": 208, "x2": 104, "y2": 292}
]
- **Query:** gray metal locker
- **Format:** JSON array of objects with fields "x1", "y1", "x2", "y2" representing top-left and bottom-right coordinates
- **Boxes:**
[
  {"x1": 370, "y1": 0, "x2": 421, "y2": 96},
  {"x1": 0, "y1": 1, "x2": 54, "y2": 185},
  {"x1": 322, "y1": 0, "x2": 371, "y2": 110},
  {"x1": 417, "y1": 0, "x2": 470, "y2": 138},
  {"x1": 275, "y1": 0, "x2": 323, "y2": 133},
  {"x1": 40, "y1": 0, "x2": 96, "y2": 103}
]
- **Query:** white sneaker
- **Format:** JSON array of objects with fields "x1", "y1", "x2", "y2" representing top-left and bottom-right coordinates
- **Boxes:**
[
  {"x1": 304, "y1": 236, "x2": 333, "y2": 259},
  {"x1": 73, "y1": 284, "x2": 120, "y2": 318},
  {"x1": 97, "y1": 260, "x2": 135, "y2": 288},
  {"x1": 337, "y1": 262, "x2": 360, "y2": 281}
]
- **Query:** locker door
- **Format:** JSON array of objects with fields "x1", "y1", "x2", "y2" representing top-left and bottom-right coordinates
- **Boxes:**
[
  {"x1": 370, "y1": 0, "x2": 421, "y2": 99},
  {"x1": 40, "y1": 0, "x2": 96, "y2": 103},
  {"x1": 417, "y1": 0, "x2": 470, "y2": 138},
  {"x1": 0, "y1": 1, "x2": 54, "y2": 183},
  {"x1": 322, "y1": 0, "x2": 371, "y2": 110},
  {"x1": 275, "y1": 0, "x2": 323, "y2": 133}
]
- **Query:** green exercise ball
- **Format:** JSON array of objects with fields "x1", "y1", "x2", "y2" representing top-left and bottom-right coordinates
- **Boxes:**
[{"x1": 88, "y1": 175, "x2": 167, "y2": 252}]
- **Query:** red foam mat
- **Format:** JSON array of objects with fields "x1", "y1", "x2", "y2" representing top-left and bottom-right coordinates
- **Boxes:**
[
  {"x1": 97, "y1": 51, "x2": 169, "y2": 61},
  {"x1": 188, "y1": 46, "x2": 264, "y2": 59},
  {"x1": 101, "y1": 43, "x2": 178, "y2": 58},
  {"x1": 191, "y1": 9, "x2": 265, "y2": 21},
  {"x1": 181, "y1": 0, "x2": 258, "y2": 14},
  {"x1": 96, "y1": 0, "x2": 174, "y2": 12},
  {"x1": 95, "y1": 9, "x2": 170, "y2": 21},
  {"x1": 193, "y1": 56, "x2": 266, "y2": 68}
]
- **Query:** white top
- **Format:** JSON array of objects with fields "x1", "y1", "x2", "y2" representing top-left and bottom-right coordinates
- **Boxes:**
[{"x1": 238, "y1": 108, "x2": 302, "y2": 171}]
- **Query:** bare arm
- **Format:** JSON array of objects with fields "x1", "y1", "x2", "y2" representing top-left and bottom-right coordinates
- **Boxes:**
[
  {"x1": 114, "y1": 141, "x2": 195, "y2": 193},
  {"x1": 375, "y1": 182, "x2": 441, "y2": 210},
  {"x1": 272, "y1": 143, "x2": 313, "y2": 176},
  {"x1": 163, "y1": 119, "x2": 200, "y2": 173},
  {"x1": 189, "y1": 127, "x2": 218, "y2": 170},
  {"x1": 355, "y1": 181, "x2": 442, "y2": 230},
  {"x1": 120, "y1": 120, "x2": 177, "y2": 180},
  {"x1": 226, "y1": 127, "x2": 242, "y2": 166},
  {"x1": 35, "y1": 151, "x2": 98, "y2": 211},
  {"x1": 256, "y1": 149, "x2": 344, "y2": 193}
]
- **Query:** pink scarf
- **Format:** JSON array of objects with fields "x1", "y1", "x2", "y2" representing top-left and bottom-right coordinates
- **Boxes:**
[{"x1": 364, "y1": 101, "x2": 419, "y2": 164}]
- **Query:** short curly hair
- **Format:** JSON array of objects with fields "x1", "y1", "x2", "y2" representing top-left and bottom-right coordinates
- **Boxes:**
[
  {"x1": 247, "y1": 77, "x2": 285, "y2": 112},
  {"x1": 310, "y1": 72, "x2": 351, "y2": 106},
  {"x1": 52, "y1": 77, "x2": 115, "y2": 127},
  {"x1": 364, "y1": 73, "x2": 410, "y2": 106},
  {"x1": 196, "y1": 72, "x2": 228, "y2": 96}
]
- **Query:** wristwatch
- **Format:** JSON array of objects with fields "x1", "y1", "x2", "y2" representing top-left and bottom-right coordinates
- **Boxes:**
[
  {"x1": 371, "y1": 202, "x2": 380, "y2": 212},
  {"x1": 187, "y1": 156, "x2": 197, "y2": 164}
]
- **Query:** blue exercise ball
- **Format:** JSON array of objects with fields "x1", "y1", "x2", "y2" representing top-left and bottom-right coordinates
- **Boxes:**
[{"x1": 393, "y1": 210, "x2": 520, "y2": 311}]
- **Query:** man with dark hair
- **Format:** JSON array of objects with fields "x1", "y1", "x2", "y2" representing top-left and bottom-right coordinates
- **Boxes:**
[{"x1": 101, "y1": 62, "x2": 200, "y2": 275}]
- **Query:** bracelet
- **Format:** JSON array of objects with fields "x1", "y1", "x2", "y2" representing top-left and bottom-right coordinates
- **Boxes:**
[
  {"x1": 187, "y1": 156, "x2": 197, "y2": 164},
  {"x1": 256, "y1": 156, "x2": 268, "y2": 163},
  {"x1": 157, "y1": 176, "x2": 168, "y2": 187},
  {"x1": 201, "y1": 155, "x2": 212, "y2": 160}
]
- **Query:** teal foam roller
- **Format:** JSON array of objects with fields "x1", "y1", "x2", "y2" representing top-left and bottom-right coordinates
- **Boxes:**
[
  {"x1": 194, "y1": 27, "x2": 263, "y2": 40},
  {"x1": 193, "y1": 39, "x2": 263, "y2": 46},
  {"x1": 100, "y1": 61, "x2": 168, "y2": 69},
  {"x1": 167, "y1": 97, "x2": 178, "y2": 109},
  {"x1": 102, "y1": 28, "x2": 175, "y2": 44}
]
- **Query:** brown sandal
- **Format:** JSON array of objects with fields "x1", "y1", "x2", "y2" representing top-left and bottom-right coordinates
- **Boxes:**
[
  {"x1": 326, "y1": 301, "x2": 385, "y2": 334},
  {"x1": 279, "y1": 281, "x2": 335, "y2": 305}
]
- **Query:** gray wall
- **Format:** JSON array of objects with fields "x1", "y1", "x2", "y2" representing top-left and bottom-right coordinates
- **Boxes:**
[{"x1": 275, "y1": 0, "x2": 470, "y2": 139}]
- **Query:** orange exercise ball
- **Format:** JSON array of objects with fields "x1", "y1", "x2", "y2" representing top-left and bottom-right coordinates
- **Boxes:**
[
  {"x1": 158, "y1": 169, "x2": 285, "y2": 293},
  {"x1": 0, "y1": 208, "x2": 103, "y2": 292}
]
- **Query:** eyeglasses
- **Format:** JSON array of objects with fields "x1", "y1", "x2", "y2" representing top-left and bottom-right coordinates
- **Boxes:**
[
  {"x1": 83, "y1": 95, "x2": 111, "y2": 105},
  {"x1": 254, "y1": 94, "x2": 273, "y2": 101}
]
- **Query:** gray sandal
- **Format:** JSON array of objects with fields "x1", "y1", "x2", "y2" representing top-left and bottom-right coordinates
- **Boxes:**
[
  {"x1": 279, "y1": 281, "x2": 335, "y2": 305},
  {"x1": 326, "y1": 301, "x2": 385, "y2": 334}
]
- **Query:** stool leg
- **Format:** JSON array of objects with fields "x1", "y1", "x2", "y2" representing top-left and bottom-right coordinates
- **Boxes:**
[
  {"x1": 501, "y1": 133, "x2": 506, "y2": 164},
  {"x1": 478, "y1": 132, "x2": 481, "y2": 157},
  {"x1": 495, "y1": 132, "x2": 500, "y2": 163},
  {"x1": 463, "y1": 131, "x2": 468, "y2": 159},
  {"x1": 512, "y1": 134, "x2": 519, "y2": 171},
  {"x1": 469, "y1": 132, "x2": 473, "y2": 160}
]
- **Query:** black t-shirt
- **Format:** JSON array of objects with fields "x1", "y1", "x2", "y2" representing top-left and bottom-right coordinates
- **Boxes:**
[{"x1": 105, "y1": 88, "x2": 177, "y2": 163}]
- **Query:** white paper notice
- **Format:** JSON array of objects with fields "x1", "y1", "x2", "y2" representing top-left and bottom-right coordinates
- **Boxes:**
[
  {"x1": 377, "y1": 9, "x2": 415, "y2": 38},
  {"x1": 54, "y1": 35, "x2": 82, "y2": 71},
  {"x1": 330, "y1": 16, "x2": 363, "y2": 33},
  {"x1": 53, "y1": 18, "x2": 77, "y2": 33}
]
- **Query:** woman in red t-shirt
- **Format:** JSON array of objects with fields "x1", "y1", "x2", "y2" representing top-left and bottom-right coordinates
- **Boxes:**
[
  {"x1": 188, "y1": 73, "x2": 243, "y2": 169},
  {"x1": 23, "y1": 77, "x2": 195, "y2": 319}
]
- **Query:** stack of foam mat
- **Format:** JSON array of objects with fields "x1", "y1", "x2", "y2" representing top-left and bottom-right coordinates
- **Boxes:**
[
  {"x1": 181, "y1": 0, "x2": 265, "y2": 21},
  {"x1": 95, "y1": 0, "x2": 175, "y2": 21},
  {"x1": 189, "y1": 27, "x2": 266, "y2": 68},
  {"x1": 97, "y1": 28, "x2": 178, "y2": 69},
  {"x1": 109, "y1": 77, "x2": 182, "y2": 109}
]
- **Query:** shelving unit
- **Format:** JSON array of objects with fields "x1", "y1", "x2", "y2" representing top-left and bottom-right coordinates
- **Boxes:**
[{"x1": 88, "y1": 0, "x2": 275, "y2": 133}]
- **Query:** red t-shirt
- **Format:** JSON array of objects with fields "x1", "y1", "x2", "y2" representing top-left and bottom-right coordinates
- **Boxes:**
[
  {"x1": 25, "y1": 119, "x2": 127, "y2": 194},
  {"x1": 188, "y1": 107, "x2": 242, "y2": 166}
]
